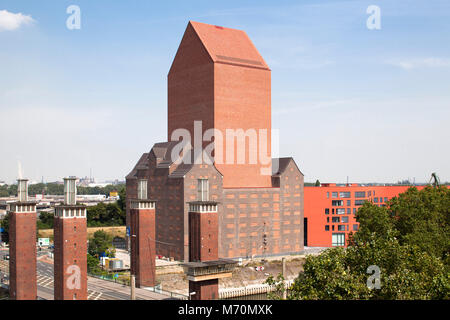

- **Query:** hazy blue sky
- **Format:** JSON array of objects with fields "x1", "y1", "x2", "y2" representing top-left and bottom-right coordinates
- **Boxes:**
[{"x1": 1, "y1": 0, "x2": 449, "y2": 184}]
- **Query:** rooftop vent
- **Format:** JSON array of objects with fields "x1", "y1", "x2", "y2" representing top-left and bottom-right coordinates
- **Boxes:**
[
  {"x1": 17, "y1": 179, "x2": 28, "y2": 202},
  {"x1": 64, "y1": 177, "x2": 77, "y2": 205}
]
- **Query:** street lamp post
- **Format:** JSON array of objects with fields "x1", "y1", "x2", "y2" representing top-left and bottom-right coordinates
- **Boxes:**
[
  {"x1": 130, "y1": 275, "x2": 136, "y2": 300},
  {"x1": 130, "y1": 234, "x2": 136, "y2": 300}
]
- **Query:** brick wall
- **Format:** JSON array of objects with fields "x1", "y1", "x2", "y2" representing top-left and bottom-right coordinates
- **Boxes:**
[
  {"x1": 189, "y1": 210, "x2": 219, "y2": 262},
  {"x1": 189, "y1": 279, "x2": 219, "y2": 300},
  {"x1": 9, "y1": 210, "x2": 37, "y2": 300},
  {"x1": 130, "y1": 207, "x2": 156, "y2": 287},
  {"x1": 220, "y1": 160, "x2": 304, "y2": 258},
  {"x1": 54, "y1": 216, "x2": 87, "y2": 300}
]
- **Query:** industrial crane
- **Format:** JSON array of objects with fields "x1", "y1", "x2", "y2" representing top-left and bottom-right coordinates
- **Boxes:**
[{"x1": 429, "y1": 172, "x2": 440, "y2": 188}]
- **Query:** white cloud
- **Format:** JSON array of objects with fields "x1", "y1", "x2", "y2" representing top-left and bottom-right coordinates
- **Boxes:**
[
  {"x1": 388, "y1": 58, "x2": 450, "y2": 70},
  {"x1": 0, "y1": 10, "x2": 35, "y2": 31}
]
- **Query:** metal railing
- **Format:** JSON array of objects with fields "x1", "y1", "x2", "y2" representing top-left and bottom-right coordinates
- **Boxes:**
[
  {"x1": 142, "y1": 285, "x2": 188, "y2": 300},
  {"x1": 184, "y1": 264, "x2": 235, "y2": 277},
  {"x1": 88, "y1": 272, "x2": 131, "y2": 286}
]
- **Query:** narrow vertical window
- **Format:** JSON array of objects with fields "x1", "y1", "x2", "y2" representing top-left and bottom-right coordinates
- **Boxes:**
[
  {"x1": 197, "y1": 179, "x2": 209, "y2": 201},
  {"x1": 138, "y1": 179, "x2": 147, "y2": 200}
]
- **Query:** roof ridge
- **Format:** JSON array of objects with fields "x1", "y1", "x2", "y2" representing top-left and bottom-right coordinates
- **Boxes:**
[{"x1": 187, "y1": 21, "x2": 269, "y2": 70}]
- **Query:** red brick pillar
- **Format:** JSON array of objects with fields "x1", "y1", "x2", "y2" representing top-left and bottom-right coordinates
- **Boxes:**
[
  {"x1": 53, "y1": 177, "x2": 87, "y2": 300},
  {"x1": 53, "y1": 207, "x2": 88, "y2": 300},
  {"x1": 187, "y1": 201, "x2": 221, "y2": 300},
  {"x1": 189, "y1": 279, "x2": 219, "y2": 300},
  {"x1": 188, "y1": 203, "x2": 219, "y2": 262},
  {"x1": 8, "y1": 201, "x2": 37, "y2": 300},
  {"x1": 130, "y1": 199, "x2": 156, "y2": 288}
]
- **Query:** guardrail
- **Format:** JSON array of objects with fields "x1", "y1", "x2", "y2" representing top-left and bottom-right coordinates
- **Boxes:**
[
  {"x1": 219, "y1": 279, "x2": 294, "y2": 299},
  {"x1": 142, "y1": 285, "x2": 188, "y2": 300}
]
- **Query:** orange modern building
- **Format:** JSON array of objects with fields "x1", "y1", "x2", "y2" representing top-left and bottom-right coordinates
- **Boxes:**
[{"x1": 303, "y1": 184, "x2": 427, "y2": 247}]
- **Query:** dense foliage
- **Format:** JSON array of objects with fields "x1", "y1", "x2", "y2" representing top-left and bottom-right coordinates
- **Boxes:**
[
  {"x1": 87, "y1": 230, "x2": 116, "y2": 275},
  {"x1": 87, "y1": 202, "x2": 125, "y2": 227},
  {"x1": 36, "y1": 211, "x2": 54, "y2": 229},
  {"x1": 267, "y1": 186, "x2": 450, "y2": 300},
  {"x1": 88, "y1": 230, "x2": 116, "y2": 258},
  {"x1": 87, "y1": 253, "x2": 102, "y2": 274},
  {"x1": 0, "y1": 213, "x2": 9, "y2": 242}
]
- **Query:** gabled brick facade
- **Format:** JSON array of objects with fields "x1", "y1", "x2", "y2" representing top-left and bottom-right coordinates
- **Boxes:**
[
  {"x1": 127, "y1": 148, "x2": 304, "y2": 261},
  {"x1": 126, "y1": 21, "x2": 304, "y2": 262}
]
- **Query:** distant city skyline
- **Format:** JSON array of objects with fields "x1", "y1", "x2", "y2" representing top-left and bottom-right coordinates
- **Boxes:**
[
  {"x1": 1, "y1": 0, "x2": 449, "y2": 184},
  {"x1": 0, "y1": 173, "x2": 439, "y2": 186}
]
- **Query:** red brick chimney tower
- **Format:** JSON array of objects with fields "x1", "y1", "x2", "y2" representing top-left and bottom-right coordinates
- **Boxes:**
[
  {"x1": 184, "y1": 201, "x2": 236, "y2": 300},
  {"x1": 53, "y1": 177, "x2": 88, "y2": 300},
  {"x1": 168, "y1": 21, "x2": 272, "y2": 188},
  {"x1": 8, "y1": 179, "x2": 37, "y2": 300},
  {"x1": 130, "y1": 179, "x2": 157, "y2": 288}
]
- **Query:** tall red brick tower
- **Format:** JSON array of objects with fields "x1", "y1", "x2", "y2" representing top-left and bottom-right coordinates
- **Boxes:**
[
  {"x1": 130, "y1": 179, "x2": 157, "y2": 288},
  {"x1": 8, "y1": 179, "x2": 37, "y2": 300},
  {"x1": 168, "y1": 21, "x2": 272, "y2": 188},
  {"x1": 183, "y1": 202, "x2": 236, "y2": 300},
  {"x1": 53, "y1": 177, "x2": 88, "y2": 300}
]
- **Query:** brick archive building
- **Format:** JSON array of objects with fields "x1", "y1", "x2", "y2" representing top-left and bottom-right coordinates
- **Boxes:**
[{"x1": 126, "y1": 21, "x2": 305, "y2": 261}]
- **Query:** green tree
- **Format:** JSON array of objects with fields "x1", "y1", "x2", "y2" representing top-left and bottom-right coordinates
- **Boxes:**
[
  {"x1": 28, "y1": 183, "x2": 46, "y2": 196},
  {"x1": 0, "y1": 213, "x2": 10, "y2": 243},
  {"x1": 7, "y1": 184, "x2": 17, "y2": 197},
  {"x1": 87, "y1": 203, "x2": 107, "y2": 227},
  {"x1": 389, "y1": 186, "x2": 450, "y2": 260},
  {"x1": 105, "y1": 203, "x2": 125, "y2": 226},
  {"x1": 269, "y1": 186, "x2": 450, "y2": 300},
  {"x1": 87, "y1": 253, "x2": 102, "y2": 274},
  {"x1": 117, "y1": 186, "x2": 126, "y2": 212},
  {"x1": 88, "y1": 230, "x2": 115, "y2": 258},
  {"x1": 0, "y1": 185, "x2": 9, "y2": 197},
  {"x1": 350, "y1": 201, "x2": 397, "y2": 244},
  {"x1": 87, "y1": 202, "x2": 125, "y2": 227},
  {"x1": 37, "y1": 211, "x2": 54, "y2": 229},
  {"x1": 315, "y1": 179, "x2": 320, "y2": 187}
]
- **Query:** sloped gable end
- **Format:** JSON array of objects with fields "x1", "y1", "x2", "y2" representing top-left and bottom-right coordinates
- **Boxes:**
[{"x1": 168, "y1": 22, "x2": 213, "y2": 75}]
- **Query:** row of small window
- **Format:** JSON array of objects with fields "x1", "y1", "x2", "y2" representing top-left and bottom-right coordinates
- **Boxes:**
[
  {"x1": 327, "y1": 191, "x2": 378, "y2": 199},
  {"x1": 332, "y1": 200, "x2": 351, "y2": 206},
  {"x1": 325, "y1": 208, "x2": 356, "y2": 214},
  {"x1": 331, "y1": 198, "x2": 388, "y2": 207},
  {"x1": 326, "y1": 225, "x2": 359, "y2": 232},
  {"x1": 327, "y1": 216, "x2": 349, "y2": 223},
  {"x1": 139, "y1": 178, "x2": 210, "y2": 201}
]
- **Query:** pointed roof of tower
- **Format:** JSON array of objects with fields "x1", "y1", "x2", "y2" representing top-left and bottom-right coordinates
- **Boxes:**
[{"x1": 170, "y1": 21, "x2": 270, "y2": 72}]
